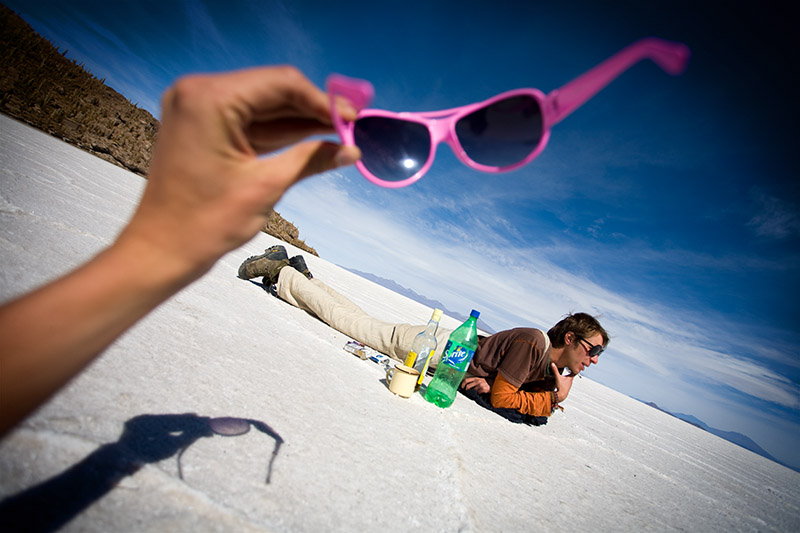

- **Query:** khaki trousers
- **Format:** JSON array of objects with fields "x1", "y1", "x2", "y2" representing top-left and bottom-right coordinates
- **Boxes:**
[{"x1": 276, "y1": 267, "x2": 451, "y2": 364}]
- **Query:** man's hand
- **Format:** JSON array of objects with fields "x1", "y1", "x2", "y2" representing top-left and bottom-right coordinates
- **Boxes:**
[
  {"x1": 462, "y1": 376, "x2": 491, "y2": 394},
  {"x1": 551, "y1": 362, "x2": 575, "y2": 402},
  {"x1": 120, "y1": 65, "x2": 361, "y2": 280}
]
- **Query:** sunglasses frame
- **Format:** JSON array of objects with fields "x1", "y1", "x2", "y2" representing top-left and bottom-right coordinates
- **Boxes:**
[{"x1": 327, "y1": 37, "x2": 690, "y2": 188}]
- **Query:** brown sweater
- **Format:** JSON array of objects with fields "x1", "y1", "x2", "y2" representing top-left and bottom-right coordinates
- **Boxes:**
[{"x1": 468, "y1": 328, "x2": 556, "y2": 417}]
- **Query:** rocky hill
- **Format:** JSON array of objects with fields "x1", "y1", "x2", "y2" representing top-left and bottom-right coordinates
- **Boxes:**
[{"x1": 0, "y1": 4, "x2": 317, "y2": 256}]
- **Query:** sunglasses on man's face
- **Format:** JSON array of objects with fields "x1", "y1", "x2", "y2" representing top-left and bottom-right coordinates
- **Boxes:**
[
  {"x1": 577, "y1": 335, "x2": 605, "y2": 358},
  {"x1": 327, "y1": 37, "x2": 689, "y2": 188}
]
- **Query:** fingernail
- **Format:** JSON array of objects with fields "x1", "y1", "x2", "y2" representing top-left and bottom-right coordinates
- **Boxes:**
[
  {"x1": 334, "y1": 96, "x2": 358, "y2": 121},
  {"x1": 335, "y1": 145, "x2": 361, "y2": 167},
  {"x1": 341, "y1": 100, "x2": 358, "y2": 120}
]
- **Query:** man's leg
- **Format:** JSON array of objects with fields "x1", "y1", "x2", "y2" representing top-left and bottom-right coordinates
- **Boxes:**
[{"x1": 275, "y1": 268, "x2": 423, "y2": 361}]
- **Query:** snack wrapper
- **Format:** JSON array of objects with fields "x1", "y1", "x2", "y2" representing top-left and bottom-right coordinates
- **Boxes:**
[{"x1": 343, "y1": 340, "x2": 389, "y2": 366}]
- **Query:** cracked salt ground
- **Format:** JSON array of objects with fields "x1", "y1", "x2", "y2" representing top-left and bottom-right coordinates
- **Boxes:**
[{"x1": 1, "y1": 114, "x2": 799, "y2": 531}]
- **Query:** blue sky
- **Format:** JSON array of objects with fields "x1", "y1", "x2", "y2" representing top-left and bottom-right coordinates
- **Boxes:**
[{"x1": 4, "y1": 0, "x2": 799, "y2": 470}]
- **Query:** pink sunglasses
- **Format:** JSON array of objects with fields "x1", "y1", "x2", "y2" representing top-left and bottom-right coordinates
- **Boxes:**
[{"x1": 327, "y1": 37, "x2": 690, "y2": 188}]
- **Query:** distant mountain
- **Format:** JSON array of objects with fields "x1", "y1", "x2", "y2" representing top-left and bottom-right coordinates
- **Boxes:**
[
  {"x1": 638, "y1": 399, "x2": 796, "y2": 473},
  {"x1": 342, "y1": 268, "x2": 496, "y2": 334}
]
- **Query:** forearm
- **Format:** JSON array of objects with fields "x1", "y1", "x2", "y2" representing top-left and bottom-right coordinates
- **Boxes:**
[
  {"x1": 0, "y1": 234, "x2": 201, "y2": 435},
  {"x1": 489, "y1": 373, "x2": 553, "y2": 417}
]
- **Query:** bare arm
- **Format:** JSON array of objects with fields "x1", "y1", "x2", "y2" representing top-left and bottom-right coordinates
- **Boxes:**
[{"x1": 0, "y1": 66, "x2": 360, "y2": 435}]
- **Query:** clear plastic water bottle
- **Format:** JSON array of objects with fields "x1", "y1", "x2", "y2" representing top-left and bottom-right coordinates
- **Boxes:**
[
  {"x1": 404, "y1": 308, "x2": 443, "y2": 390},
  {"x1": 425, "y1": 310, "x2": 480, "y2": 408}
]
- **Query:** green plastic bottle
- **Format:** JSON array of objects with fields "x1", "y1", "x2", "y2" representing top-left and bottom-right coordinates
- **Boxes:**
[{"x1": 425, "y1": 309, "x2": 480, "y2": 408}]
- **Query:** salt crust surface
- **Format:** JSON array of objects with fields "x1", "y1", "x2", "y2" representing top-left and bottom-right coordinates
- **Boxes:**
[{"x1": 1, "y1": 115, "x2": 798, "y2": 531}]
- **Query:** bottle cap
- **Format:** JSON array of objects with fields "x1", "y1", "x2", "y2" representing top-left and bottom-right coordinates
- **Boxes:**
[
  {"x1": 470, "y1": 309, "x2": 480, "y2": 319},
  {"x1": 432, "y1": 308, "x2": 443, "y2": 321}
]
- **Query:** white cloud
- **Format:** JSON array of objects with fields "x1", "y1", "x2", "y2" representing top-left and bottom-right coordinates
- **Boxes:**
[
  {"x1": 747, "y1": 190, "x2": 800, "y2": 241},
  {"x1": 184, "y1": 1, "x2": 234, "y2": 66}
]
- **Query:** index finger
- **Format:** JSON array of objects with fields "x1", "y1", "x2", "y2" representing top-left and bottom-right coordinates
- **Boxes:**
[{"x1": 224, "y1": 66, "x2": 352, "y2": 125}]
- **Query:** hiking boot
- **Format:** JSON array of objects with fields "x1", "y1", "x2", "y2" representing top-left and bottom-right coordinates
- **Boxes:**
[
  {"x1": 238, "y1": 257, "x2": 289, "y2": 284},
  {"x1": 289, "y1": 255, "x2": 313, "y2": 279},
  {"x1": 237, "y1": 245, "x2": 288, "y2": 279}
]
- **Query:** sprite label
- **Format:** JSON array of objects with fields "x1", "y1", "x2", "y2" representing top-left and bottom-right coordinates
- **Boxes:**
[{"x1": 441, "y1": 340, "x2": 475, "y2": 372}]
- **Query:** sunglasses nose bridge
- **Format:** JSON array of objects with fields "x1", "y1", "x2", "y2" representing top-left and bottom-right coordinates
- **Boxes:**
[
  {"x1": 427, "y1": 118, "x2": 451, "y2": 147},
  {"x1": 405, "y1": 118, "x2": 450, "y2": 172},
  {"x1": 427, "y1": 118, "x2": 469, "y2": 164}
]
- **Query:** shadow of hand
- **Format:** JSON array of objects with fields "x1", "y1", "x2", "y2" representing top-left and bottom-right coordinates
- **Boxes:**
[{"x1": 117, "y1": 413, "x2": 214, "y2": 464}]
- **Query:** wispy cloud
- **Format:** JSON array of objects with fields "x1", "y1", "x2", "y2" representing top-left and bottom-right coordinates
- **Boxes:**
[
  {"x1": 241, "y1": 2, "x2": 326, "y2": 79},
  {"x1": 184, "y1": 1, "x2": 234, "y2": 67},
  {"x1": 747, "y1": 188, "x2": 800, "y2": 241}
]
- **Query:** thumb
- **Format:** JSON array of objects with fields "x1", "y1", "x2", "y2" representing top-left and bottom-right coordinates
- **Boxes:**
[{"x1": 269, "y1": 140, "x2": 361, "y2": 184}]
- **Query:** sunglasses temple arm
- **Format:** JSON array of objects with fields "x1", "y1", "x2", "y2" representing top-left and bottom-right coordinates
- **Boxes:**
[
  {"x1": 326, "y1": 74, "x2": 374, "y2": 111},
  {"x1": 543, "y1": 37, "x2": 690, "y2": 126},
  {"x1": 326, "y1": 74, "x2": 374, "y2": 147}
]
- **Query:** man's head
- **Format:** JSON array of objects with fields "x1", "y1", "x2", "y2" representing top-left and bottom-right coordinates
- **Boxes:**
[{"x1": 547, "y1": 313, "x2": 609, "y2": 375}]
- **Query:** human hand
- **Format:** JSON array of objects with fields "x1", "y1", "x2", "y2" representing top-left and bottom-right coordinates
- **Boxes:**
[
  {"x1": 117, "y1": 413, "x2": 214, "y2": 463},
  {"x1": 551, "y1": 362, "x2": 575, "y2": 402},
  {"x1": 462, "y1": 376, "x2": 491, "y2": 394},
  {"x1": 118, "y1": 66, "x2": 361, "y2": 280}
]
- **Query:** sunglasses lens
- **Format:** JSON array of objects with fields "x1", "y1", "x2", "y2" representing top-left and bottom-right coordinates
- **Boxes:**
[
  {"x1": 354, "y1": 117, "x2": 431, "y2": 182},
  {"x1": 588, "y1": 343, "x2": 604, "y2": 357},
  {"x1": 455, "y1": 95, "x2": 543, "y2": 167},
  {"x1": 209, "y1": 417, "x2": 251, "y2": 436}
]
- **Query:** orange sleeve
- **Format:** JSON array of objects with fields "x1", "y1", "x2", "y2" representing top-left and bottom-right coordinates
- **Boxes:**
[{"x1": 490, "y1": 373, "x2": 552, "y2": 417}]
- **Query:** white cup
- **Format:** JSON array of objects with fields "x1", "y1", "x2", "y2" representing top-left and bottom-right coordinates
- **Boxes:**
[{"x1": 385, "y1": 364, "x2": 420, "y2": 398}]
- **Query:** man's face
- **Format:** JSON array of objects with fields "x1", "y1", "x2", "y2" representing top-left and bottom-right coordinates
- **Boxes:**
[{"x1": 565, "y1": 332, "x2": 604, "y2": 375}]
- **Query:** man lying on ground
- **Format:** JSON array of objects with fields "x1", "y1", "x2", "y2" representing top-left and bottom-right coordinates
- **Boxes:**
[{"x1": 238, "y1": 247, "x2": 609, "y2": 419}]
